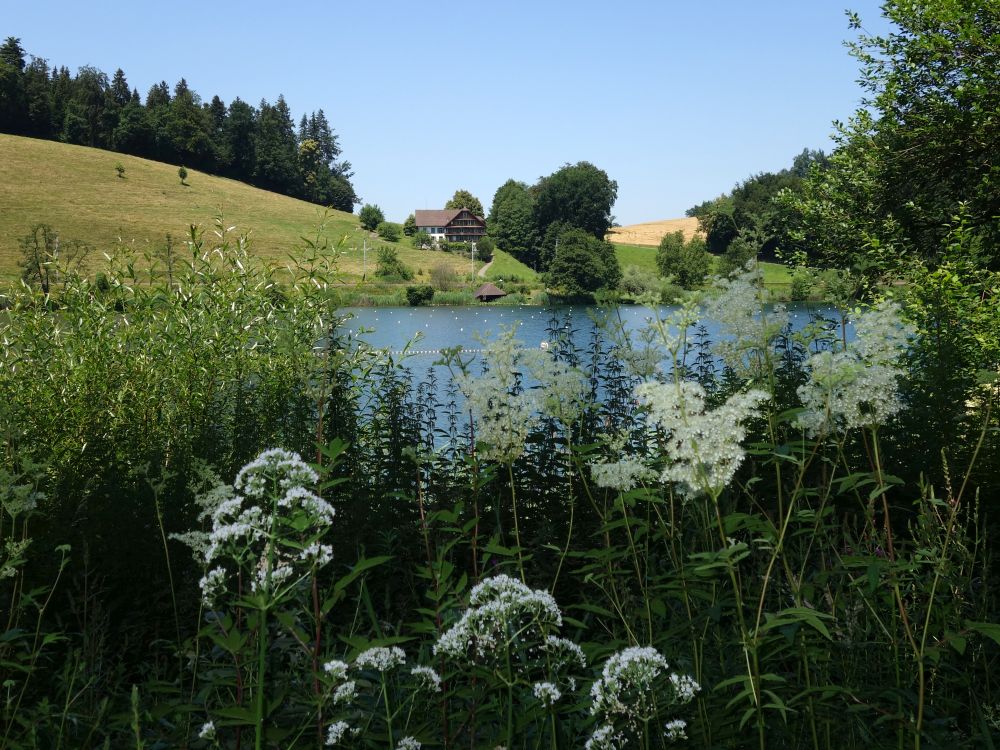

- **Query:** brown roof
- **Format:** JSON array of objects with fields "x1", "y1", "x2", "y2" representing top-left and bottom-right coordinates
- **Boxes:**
[
  {"x1": 415, "y1": 208, "x2": 486, "y2": 227},
  {"x1": 474, "y1": 282, "x2": 506, "y2": 300}
]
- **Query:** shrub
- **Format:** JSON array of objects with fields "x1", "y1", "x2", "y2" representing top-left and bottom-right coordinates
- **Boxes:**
[
  {"x1": 405, "y1": 285, "x2": 435, "y2": 306},
  {"x1": 177, "y1": 165, "x2": 188, "y2": 185},
  {"x1": 476, "y1": 235, "x2": 495, "y2": 262},
  {"x1": 358, "y1": 203, "x2": 385, "y2": 231},
  {"x1": 403, "y1": 214, "x2": 417, "y2": 236},
  {"x1": 412, "y1": 230, "x2": 432, "y2": 248},
  {"x1": 115, "y1": 163, "x2": 125, "y2": 179},
  {"x1": 376, "y1": 221, "x2": 402, "y2": 242},
  {"x1": 656, "y1": 230, "x2": 711, "y2": 289},
  {"x1": 430, "y1": 264, "x2": 457, "y2": 290},
  {"x1": 375, "y1": 246, "x2": 413, "y2": 280}
]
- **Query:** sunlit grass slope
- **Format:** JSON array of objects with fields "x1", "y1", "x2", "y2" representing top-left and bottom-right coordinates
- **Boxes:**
[{"x1": 0, "y1": 134, "x2": 476, "y2": 283}]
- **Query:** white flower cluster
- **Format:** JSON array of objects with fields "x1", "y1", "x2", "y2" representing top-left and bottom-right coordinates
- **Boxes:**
[
  {"x1": 193, "y1": 448, "x2": 335, "y2": 605},
  {"x1": 544, "y1": 635, "x2": 587, "y2": 669},
  {"x1": 410, "y1": 665, "x2": 442, "y2": 692},
  {"x1": 325, "y1": 720, "x2": 352, "y2": 746},
  {"x1": 584, "y1": 723, "x2": 624, "y2": 750},
  {"x1": 198, "y1": 720, "x2": 216, "y2": 740},
  {"x1": 590, "y1": 457, "x2": 656, "y2": 493},
  {"x1": 532, "y1": 681, "x2": 562, "y2": 706},
  {"x1": 526, "y1": 347, "x2": 589, "y2": 426},
  {"x1": 590, "y1": 646, "x2": 669, "y2": 720},
  {"x1": 434, "y1": 574, "x2": 562, "y2": 660},
  {"x1": 796, "y1": 301, "x2": 914, "y2": 436},
  {"x1": 669, "y1": 673, "x2": 700, "y2": 702},
  {"x1": 589, "y1": 646, "x2": 699, "y2": 740},
  {"x1": 332, "y1": 680, "x2": 357, "y2": 704},
  {"x1": 637, "y1": 381, "x2": 768, "y2": 498},
  {"x1": 323, "y1": 659, "x2": 349, "y2": 680},
  {"x1": 396, "y1": 737, "x2": 422, "y2": 750},
  {"x1": 456, "y1": 327, "x2": 538, "y2": 463},
  {"x1": 705, "y1": 263, "x2": 786, "y2": 375},
  {"x1": 664, "y1": 718, "x2": 688, "y2": 741},
  {"x1": 354, "y1": 646, "x2": 406, "y2": 673}
]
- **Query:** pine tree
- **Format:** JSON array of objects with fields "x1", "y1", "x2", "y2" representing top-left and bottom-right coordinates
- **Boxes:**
[{"x1": 0, "y1": 37, "x2": 28, "y2": 132}]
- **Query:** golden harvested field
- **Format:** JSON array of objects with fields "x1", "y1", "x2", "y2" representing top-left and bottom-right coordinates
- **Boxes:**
[
  {"x1": 0, "y1": 134, "x2": 478, "y2": 283},
  {"x1": 606, "y1": 217, "x2": 702, "y2": 247}
]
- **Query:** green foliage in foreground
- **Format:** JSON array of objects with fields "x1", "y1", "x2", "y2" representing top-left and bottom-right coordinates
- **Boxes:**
[{"x1": 0, "y1": 213, "x2": 997, "y2": 747}]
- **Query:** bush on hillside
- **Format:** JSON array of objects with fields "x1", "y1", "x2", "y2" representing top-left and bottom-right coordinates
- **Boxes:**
[
  {"x1": 376, "y1": 221, "x2": 402, "y2": 242},
  {"x1": 374, "y1": 246, "x2": 413, "y2": 280},
  {"x1": 359, "y1": 203, "x2": 385, "y2": 231},
  {"x1": 656, "y1": 230, "x2": 711, "y2": 289},
  {"x1": 405, "y1": 284, "x2": 435, "y2": 306}
]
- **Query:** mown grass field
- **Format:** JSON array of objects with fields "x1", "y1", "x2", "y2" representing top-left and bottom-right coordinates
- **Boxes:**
[
  {"x1": 613, "y1": 242, "x2": 793, "y2": 288},
  {"x1": 485, "y1": 249, "x2": 539, "y2": 283},
  {"x1": 0, "y1": 134, "x2": 477, "y2": 284}
]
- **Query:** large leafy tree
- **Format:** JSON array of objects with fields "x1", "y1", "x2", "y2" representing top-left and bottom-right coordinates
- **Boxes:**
[
  {"x1": 488, "y1": 179, "x2": 539, "y2": 266},
  {"x1": 790, "y1": 1, "x2": 1000, "y2": 275},
  {"x1": 445, "y1": 189, "x2": 485, "y2": 217},
  {"x1": 532, "y1": 161, "x2": 617, "y2": 240},
  {"x1": 544, "y1": 227, "x2": 621, "y2": 298}
]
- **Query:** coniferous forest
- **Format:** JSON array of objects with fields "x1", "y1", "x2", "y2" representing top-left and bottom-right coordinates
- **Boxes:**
[{"x1": 0, "y1": 36, "x2": 358, "y2": 210}]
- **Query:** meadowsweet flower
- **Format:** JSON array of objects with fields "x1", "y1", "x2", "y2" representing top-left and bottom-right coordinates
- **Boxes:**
[
  {"x1": 590, "y1": 457, "x2": 656, "y2": 492},
  {"x1": 325, "y1": 720, "x2": 352, "y2": 745},
  {"x1": 637, "y1": 380, "x2": 767, "y2": 497},
  {"x1": 410, "y1": 665, "x2": 442, "y2": 692},
  {"x1": 198, "y1": 720, "x2": 216, "y2": 740},
  {"x1": 525, "y1": 348, "x2": 589, "y2": 426},
  {"x1": 796, "y1": 301, "x2": 914, "y2": 436},
  {"x1": 533, "y1": 681, "x2": 562, "y2": 706},
  {"x1": 354, "y1": 646, "x2": 406, "y2": 673},
  {"x1": 396, "y1": 737, "x2": 421, "y2": 750},
  {"x1": 323, "y1": 659, "x2": 349, "y2": 680},
  {"x1": 664, "y1": 718, "x2": 688, "y2": 741},
  {"x1": 234, "y1": 448, "x2": 318, "y2": 498},
  {"x1": 704, "y1": 262, "x2": 786, "y2": 375},
  {"x1": 456, "y1": 327, "x2": 538, "y2": 462}
]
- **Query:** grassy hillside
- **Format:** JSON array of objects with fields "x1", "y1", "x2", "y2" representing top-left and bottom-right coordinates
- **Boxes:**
[{"x1": 0, "y1": 134, "x2": 477, "y2": 283}]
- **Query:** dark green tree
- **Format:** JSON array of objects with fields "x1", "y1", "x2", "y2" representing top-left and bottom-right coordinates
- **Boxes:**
[
  {"x1": 445, "y1": 189, "x2": 485, "y2": 217},
  {"x1": 488, "y1": 179, "x2": 539, "y2": 265},
  {"x1": 224, "y1": 97, "x2": 257, "y2": 180},
  {"x1": 532, "y1": 161, "x2": 618, "y2": 240},
  {"x1": 656, "y1": 230, "x2": 711, "y2": 288},
  {"x1": 544, "y1": 227, "x2": 621, "y2": 298},
  {"x1": 23, "y1": 56, "x2": 54, "y2": 136},
  {"x1": 253, "y1": 96, "x2": 299, "y2": 193},
  {"x1": 0, "y1": 37, "x2": 28, "y2": 133},
  {"x1": 790, "y1": 1, "x2": 1000, "y2": 274},
  {"x1": 403, "y1": 214, "x2": 417, "y2": 236}
]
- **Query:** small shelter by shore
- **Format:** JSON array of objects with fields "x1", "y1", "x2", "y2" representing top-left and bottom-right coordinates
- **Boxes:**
[{"x1": 473, "y1": 283, "x2": 506, "y2": 303}]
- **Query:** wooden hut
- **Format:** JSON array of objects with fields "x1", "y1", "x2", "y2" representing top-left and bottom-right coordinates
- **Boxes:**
[{"x1": 474, "y1": 282, "x2": 506, "y2": 302}]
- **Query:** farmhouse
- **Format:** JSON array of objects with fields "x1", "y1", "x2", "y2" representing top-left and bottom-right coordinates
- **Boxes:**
[{"x1": 414, "y1": 208, "x2": 487, "y2": 244}]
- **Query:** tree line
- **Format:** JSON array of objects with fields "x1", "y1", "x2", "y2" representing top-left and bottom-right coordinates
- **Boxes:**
[{"x1": 0, "y1": 36, "x2": 357, "y2": 210}]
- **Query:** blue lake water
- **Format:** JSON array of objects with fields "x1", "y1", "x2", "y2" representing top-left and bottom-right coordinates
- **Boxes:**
[{"x1": 337, "y1": 302, "x2": 846, "y2": 361}]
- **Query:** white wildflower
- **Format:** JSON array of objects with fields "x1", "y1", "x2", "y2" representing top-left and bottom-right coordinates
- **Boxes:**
[
  {"x1": 234, "y1": 448, "x2": 318, "y2": 499},
  {"x1": 590, "y1": 457, "x2": 655, "y2": 492},
  {"x1": 525, "y1": 348, "x2": 589, "y2": 426},
  {"x1": 532, "y1": 681, "x2": 562, "y2": 706},
  {"x1": 300, "y1": 542, "x2": 334, "y2": 567},
  {"x1": 585, "y1": 724, "x2": 623, "y2": 750},
  {"x1": 332, "y1": 680, "x2": 357, "y2": 704},
  {"x1": 396, "y1": 737, "x2": 421, "y2": 750},
  {"x1": 544, "y1": 635, "x2": 587, "y2": 669},
  {"x1": 354, "y1": 646, "x2": 406, "y2": 673},
  {"x1": 669, "y1": 673, "x2": 700, "y2": 701},
  {"x1": 456, "y1": 327, "x2": 538, "y2": 462},
  {"x1": 796, "y1": 300, "x2": 914, "y2": 436},
  {"x1": 410, "y1": 665, "x2": 442, "y2": 692},
  {"x1": 198, "y1": 567, "x2": 227, "y2": 606},
  {"x1": 325, "y1": 720, "x2": 351, "y2": 745},
  {"x1": 705, "y1": 262, "x2": 786, "y2": 375},
  {"x1": 664, "y1": 718, "x2": 688, "y2": 741},
  {"x1": 198, "y1": 720, "x2": 216, "y2": 740},
  {"x1": 435, "y1": 575, "x2": 562, "y2": 660},
  {"x1": 323, "y1": 659, "x2": 349, "y2": 681},
  {"x1": 637, "y1": 381, "x2": 767, "y2": 497}
]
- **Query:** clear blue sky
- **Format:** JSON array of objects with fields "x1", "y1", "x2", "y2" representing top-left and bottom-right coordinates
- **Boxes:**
[{"x1": 5, "y1": 0, "x2": 891, "y2": 226}]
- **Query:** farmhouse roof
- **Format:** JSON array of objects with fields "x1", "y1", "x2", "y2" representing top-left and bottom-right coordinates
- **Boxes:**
[
  {"x1": 415, "y1": 209, "x2": 461, "y2": 226},
  {"x1": 414, "y1": 208, "x2": 486, "y2": 226},
  {"x1": 474, "y1": 282, "x2": 506, "y2": 301}
]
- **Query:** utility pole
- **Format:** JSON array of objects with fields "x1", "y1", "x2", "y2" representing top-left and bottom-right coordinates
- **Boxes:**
[
  {"x1": 362, "y1": 239, "x2": 367, "y2": 279},
  {"x1": 470, "y1": 241, "x2": 476, "y2": 280}
]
